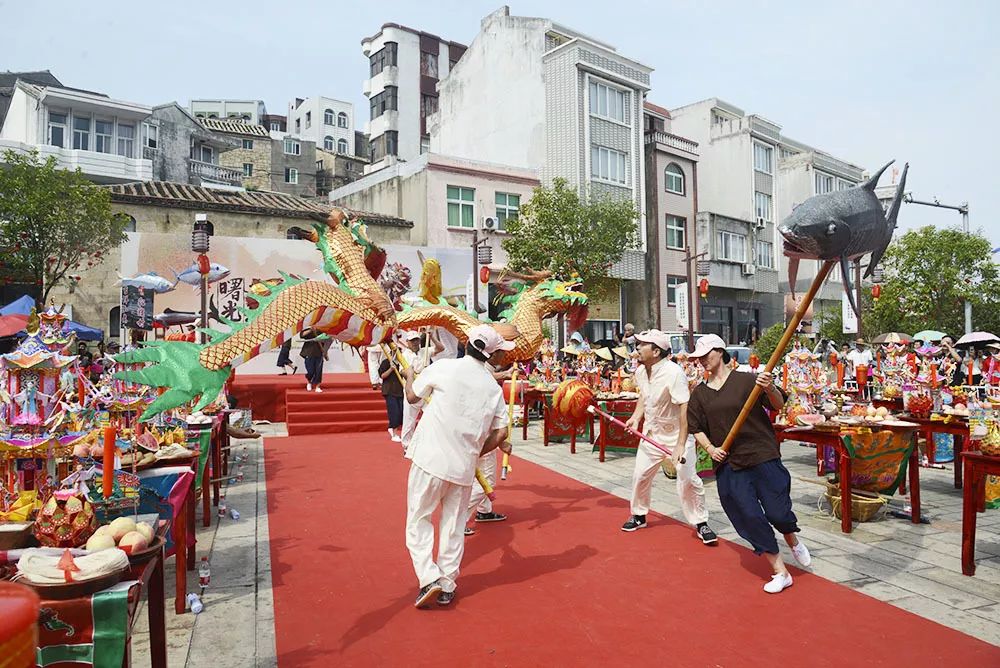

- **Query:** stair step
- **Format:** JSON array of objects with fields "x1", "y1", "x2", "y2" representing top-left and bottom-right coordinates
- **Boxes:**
[
  {"x1": 287, "y1": 420, "x2": 388, "y2": 436},
  {"x1": 287, "y1": 409, "x2": 388, "y2": 424}
]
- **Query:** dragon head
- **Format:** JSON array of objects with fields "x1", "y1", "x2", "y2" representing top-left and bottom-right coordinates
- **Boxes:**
[{"x1": 497, "y1": 276, "x2": 588, "y2": 333}]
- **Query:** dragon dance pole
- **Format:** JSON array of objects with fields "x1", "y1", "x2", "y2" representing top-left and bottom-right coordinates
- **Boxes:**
[{"x1": 719, "y1": 260, "x2": 835, "y2": 454}]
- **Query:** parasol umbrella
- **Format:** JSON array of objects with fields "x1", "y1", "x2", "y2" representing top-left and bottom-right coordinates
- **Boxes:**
[
  {"x1": 0, "y1": 314, "x2": 29, "y2": 338},
  {"x1": 912, "y1": 330, "x2": 946, "y2": 343},
  {"x1": 955, "y1": 331, "x2": 999, "y2": 348},
  {"x1": 872, "y1": 332, "x2": 911, "y2": 344}
]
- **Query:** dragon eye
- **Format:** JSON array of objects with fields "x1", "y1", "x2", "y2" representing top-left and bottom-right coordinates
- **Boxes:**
[{"x1": 826, "y1": 223, "x2": 838, "y2": 236}]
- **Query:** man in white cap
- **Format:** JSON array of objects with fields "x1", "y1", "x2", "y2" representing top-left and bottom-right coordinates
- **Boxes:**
[
  {"x1": 403, "y1": 324, "x2": 515, "y2": 608},
  {"x1": 399, "y1": 329, "x2": 444, "y2": 448},
  {"x1": 621, "y1": 329, "x2": 716, "y2": 544}
]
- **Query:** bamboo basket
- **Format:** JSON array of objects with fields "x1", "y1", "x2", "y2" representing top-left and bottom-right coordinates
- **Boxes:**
[{"x1": 824, "y1": 482, "x2": 887, "y2": 522}]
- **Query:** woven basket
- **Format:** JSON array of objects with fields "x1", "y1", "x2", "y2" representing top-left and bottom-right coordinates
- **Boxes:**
[
  {"x1": 0, "y1": 522, "x2": 35, "y2": 550},
  {"x1": 824, "y1": 483, "x2": 886, "y2": 523},
  {"x1": 981, "y1": 439, "x2": 1000, "y2": 457}
]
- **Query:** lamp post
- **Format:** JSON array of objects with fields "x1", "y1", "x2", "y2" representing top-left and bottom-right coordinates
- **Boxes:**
[
  {"x1": 683, "y1": 246, "x2": 708, "y2": 352},
  {"x1": 192, "y1": 214, "x2": 214, "y2": 344},
  {"x1": 471, "y1": 229, "x2": 492, "y2": 315}
]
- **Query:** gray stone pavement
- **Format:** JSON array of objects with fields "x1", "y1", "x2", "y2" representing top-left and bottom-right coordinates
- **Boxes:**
[{"x1": 128, "y1": 420, "x2": 1000, "y2": 666}]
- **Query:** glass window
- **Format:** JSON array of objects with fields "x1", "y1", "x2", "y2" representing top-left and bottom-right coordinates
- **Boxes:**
[
  {"x1": 73, "y1": 115, "x2": 90, "y2": 150},
  {"x1": 755, "y1": 240, "x2": 774, "y2": 268},
  {"x1": 590, "y1": 145, "x2": 627, "y2": 184},
  {"x1": 665, "y1": 163, "x2": 684, "y2": 194},
  {"x1": 142, "y1": 123, "x2": 158, "y2": 149},
  {"x1": 495, "y1": 192, "x2": 520, "y2": 231},
  {"x1": 716, "y1": 230, "x2": 747, "y2": 262},
  {"x1": 815, "y1": 172, "x2": 834, "y2": 194},
  {"x1": 447, "y1": 185, "x2": 475, "y2": 228},
  {"x1": 324, "y1": 109, "x2": 334, "y2": 125},
  {"x1": 294, "y1": 118, "x2": 301, "y2": 134},
  {"x1": 665, "y1": 215, "x2": 686, "y2": 250},
  {"x1": 337, "y1": 112, "x2": 348, "y2": 128},
  {"x1": 369, "y1": 42, "x2": 398, "y2": 76},
  {"x1": 324, "y1": 136, "x2": 334, "y2": 151},
  {"x1": 200, "y1": 145, "x2": 213, "y2": 163},
  {"x1": 370, "y1": 86, "x2": 398, "y2": 120},
  {"x1": 420, "y1": 94, "x2": 438, "y2": 119},
  {"x1": 243, "y1": 163, "x2": 253, "y2": 177},
  {"x1": 753, "y1": 142, "x2": 773, "y2": 174},
  {"x1": 95, "y1": 119, "x2": 113, "y2": 154},
  {"x1": 305, "y1": 111, "x2": 311, "y2": 129},
  {"x1": 589, "y1": 81, "x2": 627, "y2": 123},
  {"x1": 837, "y1": 179, "x2": 854, "y2": 191},
  {"x1": 117, "y1": 123, "x2": 134, "y2": 157},
  {"x1": 285, "y1": 167, "x2": 298, "y2": 184},
  {"x1": 48, "y1": 111, "x2": 67, "y2": 147},
  {"x1": 337, "y1": 138, "x2": 349, "y2": 154},
  {"x1": 283, "y1": 138, "x2": 300, "y2": 155},
  {"x1": 666, "y1": 275, "x2": 685, "y2": 306},
  {"x1": 420, "y1": 51, "x2": 439, "y2": 78},
  {"x1": 270, "y1": 121, "x2": 280, "y2": 131},
  {"x1": 754, "y1": 191, "x2": 772, "y2": 222},
  {"x1": 242, "y1": 139, "x2": 254, "y2": 150}
]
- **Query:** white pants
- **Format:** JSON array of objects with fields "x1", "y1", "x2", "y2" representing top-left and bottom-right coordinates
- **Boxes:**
[
  {"x1": 367, "y1": 348, "x2": 382, "y2": 386},
  {"x1": 401, "y1": 399, "x2": 423, "y2": 448},
  {"x1": 468, "y1": 450, "x2": 497, "y2": 518},
  {"x1": 630, "y1": 437, "x2": 708, "y2": 526},
  {"x1": 405, "y1": 464, "x2": 472, "y2": 593}
]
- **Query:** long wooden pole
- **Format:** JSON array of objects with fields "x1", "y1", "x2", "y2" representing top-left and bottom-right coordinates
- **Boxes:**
[{"x1": 720, "y1": 260, "x2": 835, "y2": 453}]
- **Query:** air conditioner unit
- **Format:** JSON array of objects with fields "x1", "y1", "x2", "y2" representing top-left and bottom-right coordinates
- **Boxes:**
[
  {"x1": 481, "y1": 216, "x2": 499, "y2": 232},
  {"x1": 742, "y1": 263, "x2": 756, "y2": 276},
  {"x1": 755, "y1": 217, "x2": 767, "y2": 230}
]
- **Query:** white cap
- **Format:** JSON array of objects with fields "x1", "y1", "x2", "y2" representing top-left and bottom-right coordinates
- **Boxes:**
[
  {"x1": 633, "y1": 329, "x2": 672, "y2": 352},
  {"x1": 400, "y1": 330, "x2": 422, "y2": 342},
  {"x1": 688, "y1": 334, "x2": 728, "y2": 359},
  {"x1": 468, "y1": 324, "x2": 516, "y2": 355}
]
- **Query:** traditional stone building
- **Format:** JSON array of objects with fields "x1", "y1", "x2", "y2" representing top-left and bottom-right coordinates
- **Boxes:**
[{"x1": 199, "y1": 118, "x2": 272, "y2": 191}]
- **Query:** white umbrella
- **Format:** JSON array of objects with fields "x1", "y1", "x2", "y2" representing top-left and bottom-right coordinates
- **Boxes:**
[{"x1": 955, "y1": 331, "x2": 999, "y2": 347}]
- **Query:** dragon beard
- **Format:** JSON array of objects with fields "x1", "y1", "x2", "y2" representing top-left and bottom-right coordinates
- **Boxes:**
[{"x1": 566, "y1": 304, "x2": 589, "y2": 334}]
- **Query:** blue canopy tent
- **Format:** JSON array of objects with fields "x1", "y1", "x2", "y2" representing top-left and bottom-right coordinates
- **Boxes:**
[{"x1": 0, "y1": 296, "x2": 104, "y2": 341}]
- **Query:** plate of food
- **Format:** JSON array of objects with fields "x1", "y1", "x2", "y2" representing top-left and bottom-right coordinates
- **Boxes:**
[{"x1": 880, "y1": 419, "x2": 920, "y2": 428}]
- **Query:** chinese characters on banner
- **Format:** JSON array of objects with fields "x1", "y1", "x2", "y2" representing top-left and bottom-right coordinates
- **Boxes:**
[
  {"x1": 215, "y1": 277, "x2": 246, "y2": 324},
  {"x1": 120, "y1": 286, "x2": 153, "y2": 330}
]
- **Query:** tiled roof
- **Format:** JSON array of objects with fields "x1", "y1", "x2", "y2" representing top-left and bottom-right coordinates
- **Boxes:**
[
  {"x1": 198, "y1": 118, "x2": 270, "y2": 137},
  {"x1": 106, "y1": 181, "x2": 413, "y2": 228},
  {"x1": 643, "y1": 101, "x2": 671, "y2": 119}
]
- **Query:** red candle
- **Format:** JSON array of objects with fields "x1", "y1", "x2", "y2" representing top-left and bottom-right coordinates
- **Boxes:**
[
  {"x1": 968, "y1": 360, "x2": 974, "y2": 386},
  {"x1": 836, "y1": 363, "x2": 845, "y2": 388},
  {"x1": 102, "y1": 426, "x2": 116, "y2": 499},
  {"x1": 782, "y1": 364, "x2": 789, "y2": 391},
  {"x1": 930, "y1": 364, "x2": 938, "y2": 388},
  {"x1": 78, "y1": 375, "x2": 86, "y2": 403}
]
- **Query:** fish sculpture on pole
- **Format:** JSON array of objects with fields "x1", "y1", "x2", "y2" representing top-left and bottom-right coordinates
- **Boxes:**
[{"x1": 718, "y1": 161, "x2": 909, "y2": 455}]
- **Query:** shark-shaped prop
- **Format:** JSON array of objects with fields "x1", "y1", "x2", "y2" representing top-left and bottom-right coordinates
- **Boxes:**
[{"x1": 779, "y1": 160, "x2": 909, "y2": 317}]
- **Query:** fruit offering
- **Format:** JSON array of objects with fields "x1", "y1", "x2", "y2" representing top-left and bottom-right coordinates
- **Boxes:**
[
  {"x1": 907, "y1": 393, "x2": 933, "y2": 418},
  {"x1": 84, "y1": 519, "x2": 154, "y2": 555}
]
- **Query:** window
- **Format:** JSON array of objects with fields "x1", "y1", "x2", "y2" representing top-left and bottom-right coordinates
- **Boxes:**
[
  {"x1": 753, "y1": 142, "x2": 773, "y2": 174},
  {"x1": 142, "y1": 122, "x2": 158, "y2": 149},
  {"x1": 95, "y1": 119, "x2": 113, "y2": 153},
  {"x1": 48, "y1": 111, "x2": 67, "y2": 147},
  {"x1": 385, "y1": 130, "x2": 398, "y2": 157},
  {"x1": 716, "y1": 230, "x2": 747, "y2": 262},
  {"x1": 837, "y1": 179, "x2": 854, "y2": 191},
  {"x1": 117, "y1": 123, "x2": 134, "y2": 157},
  {"x1": 285, "y1": 167, "x2": 298, "y2": 184},
  {"x1": 591, "y1": 145, "x2": 627, "y2": 184},
  {"x1": 200, "y1": 145, "x2": 214, "y2": 163},
  {"x1": 664, "y1": 163, "x2": 684, "y2": 194},
  {"x1": 666, "y1": 276, "x2": 685, "y2": 306},
  {"x1": 73, "y1": 115, "x2": 90, "y2": 150},
  {"x1": 589, "y1": 80, "x2": 627, "y2": 123},
  {"x1": 208, "y1": 113, "x2": 218, "y2": 118},
  {"x1": 241, "y1": 114, "x2": 251, "y2": 121},
  {"x1": 755, "y1": 240, "x2": 774, "y2": 269},
  {"x1": 324, "y1": 135, "x2": 334, "y2": 151},
  {"x1": 420, "y1": 51, "x2": 439, "y2": 78},
  {"x1": 337, "y1": 138, "x2": 349, "y2": 154},
  {"x1": 665, "y1": 215, "x2": 686, "y2": 250},
  {"x1": 495, "y1": 192, "x2": 520, "y2": 230},
  {"x1": 420, "y1": 94, "x2": 438, "y2": 119},
  {"x1": 815, "y1": 172, "x2": 834, "y2": 194},
  {"x1": 369, "y1": 131, "x2": 398, "y2": 161},
  {"x1": 238, "y1": 139, "x2": 251, "y2": 150},
  {"x1": 754, "y1": 191, "x2": 772, "y2": 222},
  {"x1": 243, "y1": 163, "x2": 253, "y2": 177},
  {"x1": 369, "y1": 41, "x2": 398, "y2": 76},
  {"x1": 337, "y1": 112, "x2": 348, "y2": 128},
  {"x1": 294, "y1": 118, "x2": 301, "y2": 134},
  {"x1": 270, "y1": 121, "x2": 280, "y2": 132},
  {"x1": 447, "y1": 185, "x2": 475, "y2": 228},
  {"x1": 305, "y1": 111, "x2": 311, "y2": 129},
  {"x1": 283, "y1": 138, "x2": 301, "y2": 155},
  {"x1": 369, "y1": 86, "x2": 398, "y2": 119},
  {"x1": 324, "y1": 108, "x2": 334, "y2": 125}
]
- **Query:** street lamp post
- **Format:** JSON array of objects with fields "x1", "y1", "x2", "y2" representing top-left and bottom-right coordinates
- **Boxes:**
[
  {"x1": 683, "y1": 246, "x2": 707, "y2": 351},
  {"x1": 192, "y1": 213, "x2": 214, "y2": 344},
  {"x1": 471, "y1": 229, "x2": 492, "y2": 315}
]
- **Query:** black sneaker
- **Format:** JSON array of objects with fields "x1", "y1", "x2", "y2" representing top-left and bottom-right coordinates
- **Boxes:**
[
  {"x1": 475, "y1": 511, "x2": 507, "y2": 523},
  {"x1": 621, "y1": 515, "x2": 647, "y2": 532},
  {"x1": 436, "y1": 590, "x2": 456, "y2": 606},
  {"x1": 414, "y1": 581, "x2": 443, "y2": 608},
  {"x1": 697, "y1": 524, "x2": 718, "y2": 545}
]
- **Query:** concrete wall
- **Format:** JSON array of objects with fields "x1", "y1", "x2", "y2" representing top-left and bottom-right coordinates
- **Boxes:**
[
  {"x1": 269, "y1": 139, "x2": 317, "y2": 197},
  {"x1": 190, "y1": 100, "x2": 265, "y2": 124},
  {"x1": 0, "y1": 86, "x2": 37, "y2": 142}
]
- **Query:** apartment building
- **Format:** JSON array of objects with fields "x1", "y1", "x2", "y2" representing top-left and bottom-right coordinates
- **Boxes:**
[
  {"x1": 190, "y1": 99, "x2": 267, "y2": 124},
  {"x1": 287, "y1": 96, "x2": 354, "y2": 156},
  {"x1": 145, "y1": 103, "x2": 241, "y2": 188}
]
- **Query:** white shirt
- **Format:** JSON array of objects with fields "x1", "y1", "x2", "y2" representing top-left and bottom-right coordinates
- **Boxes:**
[
  {"x1": 634, "y1": 359, "x2": 690, "y2": 446},
  {"x1": 846, "y1": 348, "x2": 873, "y2": 373},
  {"x1": 401, "y1": 346, "x2": 432, "y2": 374},
  {"x1": 406, "y1": 356, "x2": 508, "y2": 486}
]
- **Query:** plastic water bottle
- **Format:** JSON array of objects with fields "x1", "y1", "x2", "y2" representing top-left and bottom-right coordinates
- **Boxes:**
[
  {"x1": 198, "y1": 557, "x2": 211, "y2": 588},
  {"x1": 187, "y1": 593, "x2": 204, "y2": 614},
  {"x1": 229, "y1": 508, "x2": 240, "y2": 520},
  {"x1": 236, "y1": 468, "x2": 244, "y2": 483},
  {"x1": 218, "y1": 496, "x2": 227, "y2": 517}
]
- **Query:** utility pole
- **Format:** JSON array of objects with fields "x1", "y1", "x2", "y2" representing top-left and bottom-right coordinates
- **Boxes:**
[
  {"x1": 854, "y1": 259, "x2": 863, "y2": 339},
  {"x1": 683, "y1": 246, "x2": 707, "y2": 352}
]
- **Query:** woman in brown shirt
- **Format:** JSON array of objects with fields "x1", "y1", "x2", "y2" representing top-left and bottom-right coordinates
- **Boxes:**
[{"x1": 687, "y1": 335, "x2": 811, "y2": 594}]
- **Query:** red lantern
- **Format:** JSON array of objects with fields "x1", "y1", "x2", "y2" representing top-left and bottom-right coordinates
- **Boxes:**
[
  {"x1": 479, "y1": 266, "x2": 491, "y2": 284},
  {"x1": 871, "y1": 284, "x2": 881, "y2": 301},
  {"x1": 698, "y1": 278, "x2": 709, "y2": 299}
]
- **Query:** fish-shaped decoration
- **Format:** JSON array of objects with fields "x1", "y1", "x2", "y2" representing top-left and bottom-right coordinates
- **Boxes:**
[
  {"x1": 153, "y1": 309, "x2": 199, "y2": 327},
  {"x1": 779, "y1": 160, "x2": 908, "y2": 317},
  {"x1": 118, "y1": 272, "x2": 177, "y2": 293},
  {"x1": 173, "y1": 262, "x2": 231, "y2": 286}
]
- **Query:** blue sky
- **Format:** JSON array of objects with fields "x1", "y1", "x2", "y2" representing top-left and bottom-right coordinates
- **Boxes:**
[{"x1": 2, "y1": 0, "x2": 996, "y2": 246}]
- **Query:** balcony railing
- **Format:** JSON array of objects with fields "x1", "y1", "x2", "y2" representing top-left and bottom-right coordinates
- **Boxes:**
[
  {"x1": 644, "y1": 131, "x2": 698, "y2": 155},
  {"x1": 189, "y1": 159, "x2": 242, "y2": 185}
]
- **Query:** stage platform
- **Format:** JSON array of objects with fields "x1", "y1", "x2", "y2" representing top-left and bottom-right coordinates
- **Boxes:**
[{"x1": 231, "y1": 373, "x2": 370, "y2": 423}]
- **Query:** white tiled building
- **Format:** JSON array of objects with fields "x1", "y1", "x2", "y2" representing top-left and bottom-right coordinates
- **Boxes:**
[
  {"x1": 286, "y1": 96, "x2": 354, "y2": 156},
  {"x1": 189, "y1": 99, "x2": 267, "y2": 125},
  {"x1": 0, "y1": 71, "x2": 152, "y2": 184}
]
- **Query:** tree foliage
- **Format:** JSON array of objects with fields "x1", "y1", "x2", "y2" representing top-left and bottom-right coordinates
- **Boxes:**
[
  {"x1": 0, "y1": 149, "x2": 130, "y2": 304},
  {"x1": 501, "y1": 178, "x2": 640, "y2": 297},
  {"x1": 752, "y1": 321, "x2": 809, "y2": 365},
  {"x1": 865, "y1": 226, "x2": 1000, "y2": 336}
]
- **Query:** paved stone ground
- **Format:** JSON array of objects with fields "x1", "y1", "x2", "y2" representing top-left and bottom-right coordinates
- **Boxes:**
[{"x1": 128, "y1": 420, "x2": 1000, "y2": 665}]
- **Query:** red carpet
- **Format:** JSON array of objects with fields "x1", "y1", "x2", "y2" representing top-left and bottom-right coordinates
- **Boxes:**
[
  {"x1": 265, "y1": 433, "x2": 1000, "y2": 667},
  {"x1": 286, "y1": 376, "x2": 388, "y2": 436},
  {"x1": 231, "y1": 373, "x2": 372, "y2": 423}
]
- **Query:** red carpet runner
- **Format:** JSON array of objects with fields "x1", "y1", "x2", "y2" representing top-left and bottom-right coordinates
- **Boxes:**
[{"x1": 265, "y1": 433, "x2": 1000, "y2": 667}]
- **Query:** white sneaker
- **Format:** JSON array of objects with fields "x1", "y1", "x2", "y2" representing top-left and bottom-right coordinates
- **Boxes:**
[
  {"x1": 314, "y1": 387, "x2": 323, "y2": 393},
  {"x1": 387, "y1": 428, "x2": 394, "y2": 438},
  {"x1": 763, "y1": 572, "x2": 793, "y2": 594},
  {"x1": 391, "y1": 435, "x2": 402, "y2": 442},
  {"x1": 306, "y1": 383, "x2": 313, "y2": 391},
  {"x1": 790, "y1": 540, "x2": 812, "y2": 567}
]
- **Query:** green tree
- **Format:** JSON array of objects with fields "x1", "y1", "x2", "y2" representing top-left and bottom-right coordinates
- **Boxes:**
[
  {"x1": 501, "y1": 178, "x2": 640, "y2": 297},
  {"x1": 866, "y1": 226, "x2": 1000, "y2": 336},
  {"x1": 0, "y1": 149, "x2": 130, "y2": 304},
  {"x1": 752, "y1": 322, "x2": 809, "y2": 364}
]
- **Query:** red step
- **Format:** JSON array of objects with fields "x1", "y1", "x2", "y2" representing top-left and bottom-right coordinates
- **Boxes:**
[
  {"x1": 286, "y1": 408, "x2": 388, "y2": 424},
  {"x1": 285, "y1": 383, "x2": 390, "y2": 436},
  {"x1": 288, "y1": 420, "x2": 389, "y2": 436}
]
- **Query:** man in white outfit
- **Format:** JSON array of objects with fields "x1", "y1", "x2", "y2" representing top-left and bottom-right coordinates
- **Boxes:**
[
  {"x1": 366, "y1": 344, "x2": 383, "y2": 390},
  {"x1": 399, "y1": 329, "x2": 444, "y2": 449},
  {"x1": 621, "y1": 329, "x2": 717, "y2": 545},
  {"x1": 403, "y1": 325, "x2": 514, "y2": 608}
]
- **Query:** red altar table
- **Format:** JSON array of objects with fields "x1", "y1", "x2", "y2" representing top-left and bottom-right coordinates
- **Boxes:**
[
  {"x1": 898, "y1": 415, "x2": 971, "y2": 486},
  {"x1": 961, "y1": 450, "x2": 1000, "y2": 576},
  {"x1": 595, "y1": 399, "x2": 640, "y2": 462},
  {"x1": 776, "y1": 424, "x2": 921, "y2": 533},
  {"x1": 542, "y1": 396, "x2": 593, "y2": 454}
]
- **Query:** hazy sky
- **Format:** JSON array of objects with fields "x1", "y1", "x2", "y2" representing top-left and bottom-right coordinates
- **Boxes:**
[{"x1": 3, "y1": 0, "x2": 997, "y2": 246}]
